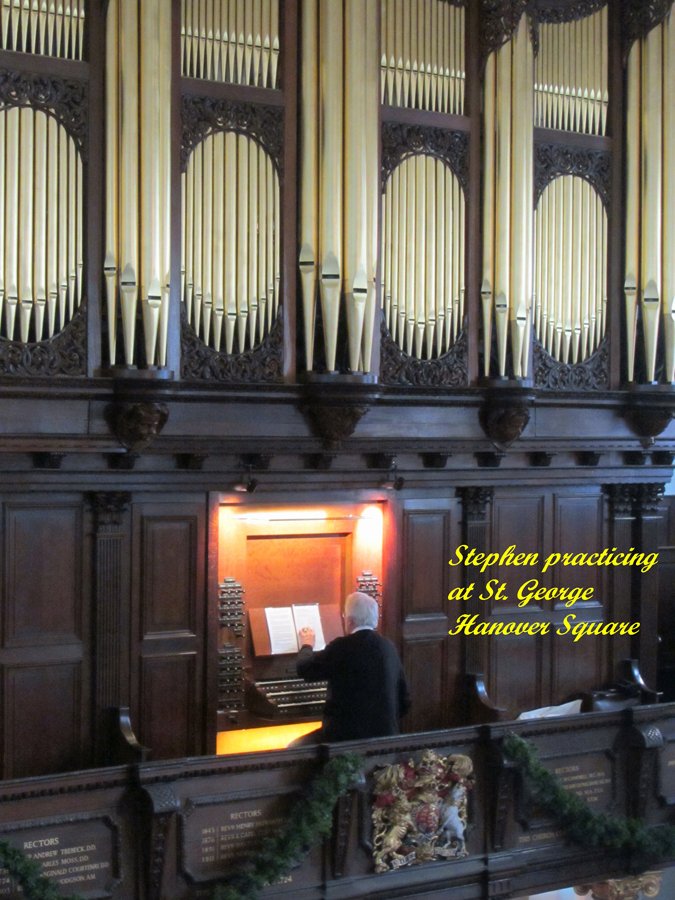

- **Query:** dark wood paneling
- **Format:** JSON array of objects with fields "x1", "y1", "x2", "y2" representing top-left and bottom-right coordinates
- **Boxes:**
[
  {"x1": 403, "y1": 639, "x2": 445, "y2": 732},
  {"x1": 553, "y1": 494, "x2": 604, "y2": 597},
  {"x1": 491, "y1": 495, "x2": 546, "y2": 610},
  {"x1": 3, "y1": 662, "x2": 82, "y2": 779},
  {"x1": 404, "y1": 512, "x2": 446, "y2": 615},
  {"x1": 4, "y1": 504, "x2": 82, "y2": 647},
  {"x1": 131, "y1": 500, "x2": 207, "y2": 761},
  {"x1": 139, "y1": 653, "x2": 196, "y2": 761},
  {"x1": 141, "y1": 516, "x2": 198, "y2": 636},
  {"x1": 551, "y1": 633, "x2": 603, "y2": 705},
  {"x1": 489, "y1": 636, "x2": 542, "y2": 719}
]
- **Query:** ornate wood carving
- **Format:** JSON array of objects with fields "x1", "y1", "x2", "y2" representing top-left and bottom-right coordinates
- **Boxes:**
[
  {"x1": 481, "y1": 0, "x2": 531, "y2": 63},
  {"x1": 530, "y1": 451, "x2": 556, "y2": 467},
  {"x1": 332, "y1": 791, "x2": 356, "y2": 879},
  {"x1": 421, "y1": 452, "x2": 451, "y2": 469},
  {"x1": 576, "y1": 450, "x2": 604, "y2": 466},
  {"x1": 624, "y1": 406, "x2": 674, "y2": 447},
  {"x1": 533, "y1": 338, "x2": 610, "y2": 390},
  {"x1": 0, "y1": 304, "x2": 87, "y2": 377},
  {"x1": 457, "y1": 487, "x2": 494, "y2": 523},
  {"x1": 302, "y1": 404, "x2": 370, "y2": 451},
  {"x1": 106, "y1": 402, "x2": 169, "y2": 451},
  {"x1": 535, "y1": 1, "x2": 607, "y2": 24},
  {"x1": 603, "y1": 484, "x2": 635, "y2": 517},
  {"x1": 534, "y1": 143, "x2": 612, "y2": 210},
  {"x1": 479, "y1": 401, "x2": 531, "y2": 447},
  {"x1": 476, "y1": 451, "x2": 507, "y2": 467},
  {"x1": 631, "y1": 483, "x2": 666, "y2": 515},
  {"x1": 181, "y1": 95, "x2": 283, "y2": 175},
  {"x1": 380, "y1": 320, "x2": 469, "y2": 387},
  {"x1": 381, "y1": 122, "x2": 469, "y2": 193},
  {"x1": 627, "y1": 722, "x2": 663, "y2": 818},
  {"x1": 622, "y1": 0, "x2": 674, "y2": 59},
  {"x1": 366, "y1": 452, "x2": 397, "y2": 470},
  {"x1": 180, "y1": 305, "x2": 283, "y2": 383},
  {"x1": 0, "y1": 68, "x2": 88, "y2": 159}
]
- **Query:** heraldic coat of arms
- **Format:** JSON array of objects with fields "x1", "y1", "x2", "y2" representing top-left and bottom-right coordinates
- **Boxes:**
[{"x1": 371, "y1": 750, "x2": 474, "y2": 873}]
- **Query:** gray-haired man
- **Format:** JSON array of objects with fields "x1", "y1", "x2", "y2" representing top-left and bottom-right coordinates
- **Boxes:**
[{"x1": 296, "y1": 592, "x2": 411, "y2": 742}]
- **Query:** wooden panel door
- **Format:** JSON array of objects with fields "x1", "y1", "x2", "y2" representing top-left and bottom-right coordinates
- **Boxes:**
[
  {"x1": 400, "y1": 497, "x2": 463, "y2": 731},
  {"x1": 131, "y1": 498, "x2": 207, "y2": 761},
  {"x1": 0, "y1": 498, "x2": 91, "y2": 778}
]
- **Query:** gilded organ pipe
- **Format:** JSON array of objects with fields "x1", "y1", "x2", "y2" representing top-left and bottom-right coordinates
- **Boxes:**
[
  {"x1": 0, "y1": 0, "x2": 82, "y2": 56},
  {"x1": 664, "y1": 12, "x2": 675, "y2": 382}
]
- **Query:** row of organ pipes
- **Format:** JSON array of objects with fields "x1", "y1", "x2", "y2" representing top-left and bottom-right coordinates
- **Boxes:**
[
  {"x1": 105, "y1": 0, "x2": 172, "y2": 367},
  {"x1": 181, "y1": 0, "x2": 280, "y2": 88},
  {"x1": 625, "y1": 10, "x2": 675, "y2": 383},
  {"x1": 381, "y1": 155, "x2": 465, "y2": 359},
  {"x1": 534, "y1": 7, "x2": 608, "y2": 135},
  {"x1": 1, "y1": 0, "x2": 674, "y2": 389},
  {"x1": 182, "y1": 133, "x2": 280, "y2": 353},
  {"x1": 0, "y1": 108, "x2": 82, "y2": 342},
  {"x1": 1, "y1": 0, "x2": 84, "y2": 58},
  {"x1": 380, "y1": 0, "x2": 465, "y2": 114},
  {"x1": 299, "y1": 0, "x2": 380, "y2": 373},
  {"x1": 534, "y1": 177, "x2": 607, "y2": 365}
]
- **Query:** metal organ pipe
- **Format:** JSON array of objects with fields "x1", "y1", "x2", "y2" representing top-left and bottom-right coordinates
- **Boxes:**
[
  {"x1": 181, "y1": 133, "x2": 281, "y2": 354},
  {"x1": 380, "y1": 0, "x2": 464, "y2": 114}
]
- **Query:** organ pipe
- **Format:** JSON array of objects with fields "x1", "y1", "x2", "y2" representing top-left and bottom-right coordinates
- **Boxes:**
[
  {"x1": 0, "y1": 108, "x2": 81, "y2": 344},
  {"x1": 105, "y1": 0, "x2": 171, "y2": 368},
  {"x1": 534, "y1": 176, "x2": 607, "y2": 365},
  {"x1": 182, "y1": 132, "x2": 280, "y2": 353},
  {"x1": 1, "y1": 0, "x2": 83, "y2": 56},
  {"x1": 381, "y1": 155, "x2": 465, "y2": 360},
  {"x1": 381, "y1": 0, "x2": 464, "y2": 114},
  {"x1": 535, "y1": 7, "x2": 607, "y2": 135},
  {"x1": 625, "y1": 12, "x2": 675, "y2": 383},
  {"x1": 181, "y1": 0, "x2": 279, "y2": 87},
  {"x1": 482, "y1": 13, "x2": 534, "y2": 378}
]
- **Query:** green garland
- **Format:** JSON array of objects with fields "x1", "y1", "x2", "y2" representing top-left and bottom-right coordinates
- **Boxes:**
[
  {"x1": 0, "y1": 840, "x2": 82, "y2": 900},
  {"x1": 213, "y1": 753, "x2": 364, "y2": 900},
  {"x1": 503, "y1": 733, "x2": 675, "y2": 867}
]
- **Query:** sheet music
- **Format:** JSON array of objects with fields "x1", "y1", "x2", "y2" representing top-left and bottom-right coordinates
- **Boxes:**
[
  {"x1": 292, "y1": 604, "x2": 326, "y2": 651},
  {"x1": 264, "y1": 607, "x2": 299, "y2": 655}
]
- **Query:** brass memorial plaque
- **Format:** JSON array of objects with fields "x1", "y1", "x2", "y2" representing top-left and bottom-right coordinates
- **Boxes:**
[
  {"x1": 0, "y1": 818, "x2": 118, "y2": 899},
  {"x1": 181, "y1": 795, "x2": 298, "y2": 884}
]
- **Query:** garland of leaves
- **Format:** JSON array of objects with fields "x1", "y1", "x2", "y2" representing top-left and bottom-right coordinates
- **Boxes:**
[
  {"x1": 213, "y1": 753, "x2": 364, "y2": 900},
  {"x1": 0, "y1": 755, "x2": 362, "y2": 900},
  {"x1": 0, "y1": 840, "x2": 82, "y2": 900},
  {"x1": 503, "y1": 733, "x2": 675, "y2": 868}
]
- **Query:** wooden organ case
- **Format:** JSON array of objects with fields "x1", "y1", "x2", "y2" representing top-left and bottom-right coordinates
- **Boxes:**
[{"x1": 216, "y1": 502, "x2": 384, "y2": 737}]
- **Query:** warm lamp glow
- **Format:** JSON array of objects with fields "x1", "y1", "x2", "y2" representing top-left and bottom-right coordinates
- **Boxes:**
[
  {"x1": 217, "y1": 723, "x2": 321, "y2": 755},
  {"x1": 236, "y1": 510, "x2": 328, "y2": 523}
]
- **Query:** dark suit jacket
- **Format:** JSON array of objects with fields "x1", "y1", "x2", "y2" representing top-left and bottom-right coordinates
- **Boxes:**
[{"x1": 296, "y1": 629, "x2": 411, "y2": 742}]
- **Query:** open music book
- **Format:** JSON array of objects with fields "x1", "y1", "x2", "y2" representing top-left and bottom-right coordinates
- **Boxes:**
[{"x1": 264, "y1": 604, "x2": 327, "y2": 655}]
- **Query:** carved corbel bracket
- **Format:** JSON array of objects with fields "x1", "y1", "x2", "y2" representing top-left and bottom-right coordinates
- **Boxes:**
[
  {"x1": 623, "y1": 403, "x2": 675, "y2": 449},
  {"x1": 299, "y1": 383, "x2": 379, "y2": 451},
  {"x1": 421, "y1": 452, "x2": 451, "y2": 469},
  {"x1": 366, "y1": 452, "x2": 397, "y2": 470},
  {"x1": 141, "y1": 783, "x2": 180, "y2": 900},
  {"x1": 105, "y1": 402, "x2": 169, "y2": 452},
  {"x1": 479, "y1": 387, "x2": 534, "y2": 449}
]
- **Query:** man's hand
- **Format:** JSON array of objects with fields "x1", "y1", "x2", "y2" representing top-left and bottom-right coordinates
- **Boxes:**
[{"x1": 298, "y1": 627, "x2": 315, "y2": 648}]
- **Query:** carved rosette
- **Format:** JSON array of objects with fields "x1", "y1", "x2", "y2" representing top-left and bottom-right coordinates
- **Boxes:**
[
  {"x1": 534, "y1": 143, "x2": 612, "y2": 211},
  {"x1": 533, "y1": 338, "x2": 609, "y2": 390},
  {"x1": 0, "y1": 303, "x2": 86, "y2": 377},
  {"x1": 180, "y1": 304, "x2": 283, "y2": 382},
  {"x1": 0, "y1": 68, "x2": 88, "y2": 160},
  {"x1": 381, "y1": 123, "x2": 469, "y2": 194},
  {"x1": 181, "y1": 95, "x2": 283, "y2": 175},
  {"x1": 457, "y1": 487, "x2": 494, "y2": 522},
  {"x1": 623, "y1": 0, "x2": 674, "y2": 58},
  {"x1": 574, "y1": 872, "x2": 663, "y2": 900},
  {"x1": 106, "y1": 402, "x2": 169, "y2": 452},
  {"x1": 380, "y1": 320, "x2": 469, "y2": 387}
]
